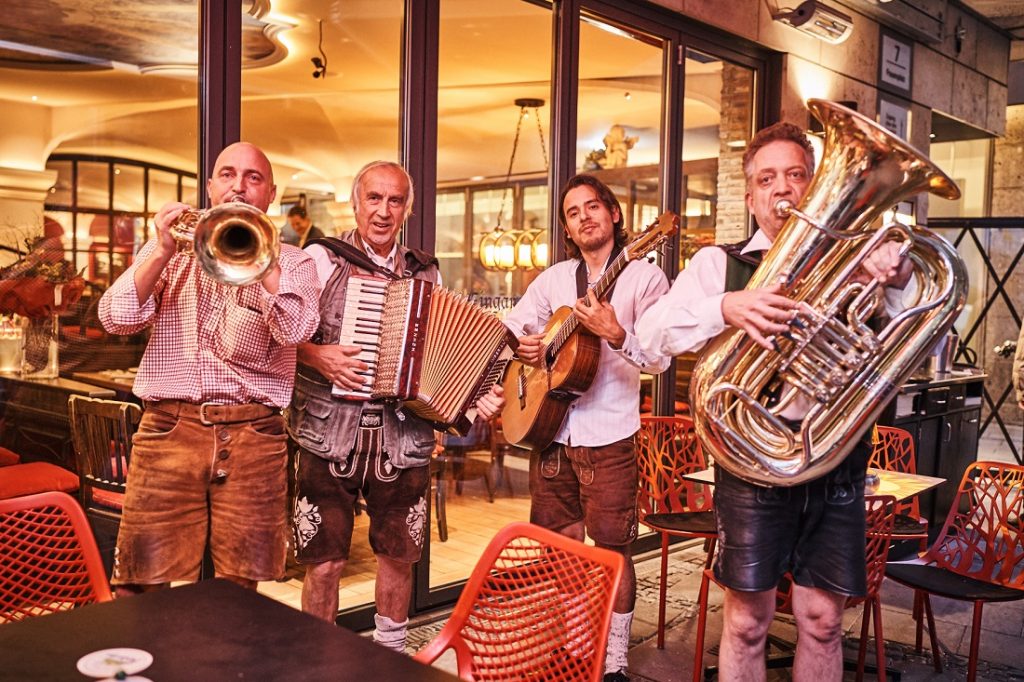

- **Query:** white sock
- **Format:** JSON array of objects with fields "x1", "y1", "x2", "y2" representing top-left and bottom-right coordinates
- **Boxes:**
[
  {"x1": 604, "y1": 610, "x2": 633, "y2": 674},
  {"x1": 373, "y1": 613, "x2": 409, "y2": 654}
]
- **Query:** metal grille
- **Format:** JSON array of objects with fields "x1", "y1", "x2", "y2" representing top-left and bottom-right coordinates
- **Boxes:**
[{"x1": 930, "y1": 217, "x2": 1023, "y2": 465}]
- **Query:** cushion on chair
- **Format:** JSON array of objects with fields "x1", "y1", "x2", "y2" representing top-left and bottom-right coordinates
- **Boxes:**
[
  {"x1": 0, "y1": 447, "x2": 20, "y2": 467},
  {"x1": 0, "y1": 462, "x2": 80, "y2": 499},
  {"x1": 886, "y1": 563, "x2": 1024, "y2": 602},
  {"x1": 643, "y1": 510, "x2": 717, "y2": 535},
  {"x1": 89, "y1": 488, "x2": 125, "y2": 510}
]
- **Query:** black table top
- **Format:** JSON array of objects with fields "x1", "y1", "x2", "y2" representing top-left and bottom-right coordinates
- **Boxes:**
[{"x1": 0, "y1": 579, "x2": 459, "y2": 681}]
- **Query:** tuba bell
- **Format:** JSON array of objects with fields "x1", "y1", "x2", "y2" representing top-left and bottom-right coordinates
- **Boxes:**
[
  {"x1": 169, "y1": 203, "x2": 279, "y2": 286},
  {"x1": 690, "y1": 99, "x2": 968, "y2": 486}
]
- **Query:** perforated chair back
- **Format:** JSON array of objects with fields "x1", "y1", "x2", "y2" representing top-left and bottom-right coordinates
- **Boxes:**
[
  {"x1": 869, "y1": 426, "x2": 921, "y2": 520},
  {"x1": 0, "y1": 491, "x2": 112, "y2": 623},
  {"x1": 414, "y1": 522, "x2": 624, "y2": 681},
  {"x1": 636, "y1": 415, "x2": 711, "y2": 517},
  {"x1": 68, "y1": 395, "x2": 142, "y2": 508},
  {"x1": 927, "y1": 461, "x2": 1024, "y2": 587}
]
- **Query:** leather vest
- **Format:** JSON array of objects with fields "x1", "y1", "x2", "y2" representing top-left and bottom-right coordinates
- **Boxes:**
[{"x1": 287, "y1": 230, "x2": 440, "y2": 468}]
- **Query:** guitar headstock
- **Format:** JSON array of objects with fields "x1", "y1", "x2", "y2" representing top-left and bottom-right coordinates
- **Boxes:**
[{"x1": 624, "y1": 212, "x2": 680, "y2": 261}]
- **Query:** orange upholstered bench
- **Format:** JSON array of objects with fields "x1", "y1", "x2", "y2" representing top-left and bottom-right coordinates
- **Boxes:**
[{"x1": 0, "y1": 461, "x2": 79, "y2": 500}]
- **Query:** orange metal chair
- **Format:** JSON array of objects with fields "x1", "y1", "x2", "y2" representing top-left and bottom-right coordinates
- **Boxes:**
[
  {"x1": 414, "y1": 522, "x2": 625, "y2": 682},
  {"x1": 885, "y1": 461, "x2": 1024, "y2": 682},
  {"x1": 869, "y1": 426, "x2": 929, "y2": 543},
  {"x1": 0, "y1": 491, "x2": 113, "y2": 623},
  {"x1": 636, "y1": 415, "x2": 716, "y2": 649},
  {"x1": 693, "y1": 495, "x2": 898, "y2": 682}
]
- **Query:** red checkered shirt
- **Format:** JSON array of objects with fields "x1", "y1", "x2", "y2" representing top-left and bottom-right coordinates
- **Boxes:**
[{"x1": 99, "y1": 240, "x2": 321, "y2": 408}]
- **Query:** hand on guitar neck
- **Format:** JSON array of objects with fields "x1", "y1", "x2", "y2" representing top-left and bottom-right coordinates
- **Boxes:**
[{"x1": 573, "y1": 288, "x2": 626, "y2": 349}]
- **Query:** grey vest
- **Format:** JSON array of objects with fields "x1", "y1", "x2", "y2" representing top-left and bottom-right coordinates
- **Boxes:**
[{"x1": 287, "y1": 230, "x2": 440, "y2": 468}]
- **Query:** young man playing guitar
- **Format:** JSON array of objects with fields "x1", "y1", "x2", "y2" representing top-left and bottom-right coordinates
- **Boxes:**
[{"x1": 502, "y1": 174, "x2": 670, "y2": 682}]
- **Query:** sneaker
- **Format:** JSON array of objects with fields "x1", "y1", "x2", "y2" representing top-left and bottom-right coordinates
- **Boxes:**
[{"x1": 603, "y1": 672, "x2": 629, "y2": 682}]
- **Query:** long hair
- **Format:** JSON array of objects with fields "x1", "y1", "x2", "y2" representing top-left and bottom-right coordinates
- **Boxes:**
[
  {"x1": 351, "y1": 160, "x2": 415, "y2": 222},
  {"x1": 558, "y1": 174, "x2": 628, "y2": 259}
]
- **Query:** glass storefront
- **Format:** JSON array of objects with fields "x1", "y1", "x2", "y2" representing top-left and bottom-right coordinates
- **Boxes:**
[{"x1": 0, "y1": 0, "x2": 770, "y2": 624}]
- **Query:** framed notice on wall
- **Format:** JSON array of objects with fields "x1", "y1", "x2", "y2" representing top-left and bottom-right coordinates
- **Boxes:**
[
  {"x1": 878, "y1": 29, "x2": 913, "y2": 97},
  {"x1": 878, "y1": 95, "x2": 910, "y2": 141}
]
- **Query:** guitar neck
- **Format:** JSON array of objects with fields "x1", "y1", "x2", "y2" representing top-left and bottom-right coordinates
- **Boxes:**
[{"x1": 548, "y1": 250, "x2": 630, "y2": 356}]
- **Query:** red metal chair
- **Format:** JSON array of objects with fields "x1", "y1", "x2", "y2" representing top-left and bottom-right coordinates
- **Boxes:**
[
  {"x1": 885, "y1": 461, "x2": 1024, "y2": 682},
  {"x1": 635, "y1": 415, "x2": 716, "y2": 649},
  {"x1": 0, "y1": 491, "x2": 113, "y2": 623},
  {"x1": 414, "y1": 522, "x2": 624, "y2": 681},
  {"x1": 869, "y1": 426, "x2": 929, "y2": 543},
  {"x1": 693, "y1": 495, "x2": 898, "y2": 682}
]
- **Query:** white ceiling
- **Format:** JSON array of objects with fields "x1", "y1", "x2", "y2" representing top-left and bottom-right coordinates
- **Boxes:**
[{"x1": 0, "y1": 1, "x2": 726, "y2": 203}]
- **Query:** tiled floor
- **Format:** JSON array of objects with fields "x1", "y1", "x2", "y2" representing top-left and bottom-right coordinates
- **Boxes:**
[{"x1": 409, "y1": 539, "x2": 1024, "y2": 681}]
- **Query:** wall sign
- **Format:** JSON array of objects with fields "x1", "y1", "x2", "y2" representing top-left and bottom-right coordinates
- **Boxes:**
[
  {"x1": 879, "y1": 29, "x2": 913, "y2": 96},
  {"x1": 878, "y1": 96, "x2": 910, "y2": 141}
]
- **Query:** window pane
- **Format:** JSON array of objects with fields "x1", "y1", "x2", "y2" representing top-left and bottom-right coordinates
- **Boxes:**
[
  {"x1": 436, "y1": 0, "x2": 553, "y2": 303},
  {"x1": 429, "y1": 0, "x2": 553, "y2": 596},
  {"x1": 673, "y1": 50, "x2": 756, "y2": 414},
  {"x1": 113, "y1": 164, "x2": 145, "y2": 212},
  {"x1": 578, "y1": 15, "x2": 664, "y2": 233},
  {"x1": 241, "y1": 2, "x2": 402, "y2": 231}
]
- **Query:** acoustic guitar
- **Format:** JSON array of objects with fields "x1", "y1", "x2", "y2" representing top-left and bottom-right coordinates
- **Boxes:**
[{"x1": 501, "y1": 212, "x2": 680, "y2": 450}]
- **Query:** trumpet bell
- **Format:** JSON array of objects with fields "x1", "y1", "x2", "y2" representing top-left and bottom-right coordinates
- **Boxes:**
[{"x1": 193, "y1": 203, "x2": 279, "y2": 286}]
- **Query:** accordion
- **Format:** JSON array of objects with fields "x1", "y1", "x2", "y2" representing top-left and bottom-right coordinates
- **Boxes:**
[{"x1": 332, "y1": 274, "x2": 516, "y2": 434}]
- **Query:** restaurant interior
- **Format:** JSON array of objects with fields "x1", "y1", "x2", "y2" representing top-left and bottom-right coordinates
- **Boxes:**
[{"x1": 0, "y1": 0, "x2": 1022, "y2": 678}]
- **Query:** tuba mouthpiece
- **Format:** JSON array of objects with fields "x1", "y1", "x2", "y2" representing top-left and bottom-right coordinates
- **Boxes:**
[{"x1": 774, "y1": 199, "x2": 793, "y2": 218}]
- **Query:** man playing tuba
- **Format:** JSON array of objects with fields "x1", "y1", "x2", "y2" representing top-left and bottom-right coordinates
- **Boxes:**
[{"x1": 637, "y1": 122, "x2": 912, "y2": 681}]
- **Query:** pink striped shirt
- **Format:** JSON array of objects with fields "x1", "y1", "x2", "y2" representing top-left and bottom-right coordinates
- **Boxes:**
[{"x1": 99, "y1": 240, "x2": 320, "y2": 408}]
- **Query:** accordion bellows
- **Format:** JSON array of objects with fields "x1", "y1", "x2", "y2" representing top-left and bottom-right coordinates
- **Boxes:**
[{"x1": 334, "y1": 275, "x2": 515, "y2": 434}]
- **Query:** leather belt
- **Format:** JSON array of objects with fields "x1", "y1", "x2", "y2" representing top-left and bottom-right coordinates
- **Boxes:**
[{"x1": 146, "y1": 399, "x2": 279, "y2": 426}]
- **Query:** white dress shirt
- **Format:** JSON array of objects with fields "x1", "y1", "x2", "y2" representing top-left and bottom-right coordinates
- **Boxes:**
[
  {"x1": 503, "y1": 257, "x2": 671, "y2": 447},
  {"x1": 636, "y1": 228, "x2": 916, "y2": 419}
]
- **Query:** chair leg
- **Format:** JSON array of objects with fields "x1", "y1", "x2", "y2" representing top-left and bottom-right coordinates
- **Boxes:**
[
  {"x1": 967, "y1": 601, "x2": 984, "y2": 682},
  {"x1": 922, "y1": 592, "x2": 941, "y2": 672},
  {"x1": 912, "y1": 591, "x2": 923, "y2": 652},
  {"x1": 872, "y1": 597, "x2": 887, "y2": 682},
  {"x1": 693, "y1": 570, "x2": 711, "y2": 682},
  {"x1": 856, "y1": 599, "x2": 871, "y2": 681},
  {"x1": 434, "y1": 468, "x2": 448, "y2": 543},
  {"x1": 657, "y1": 532, "x2": 669, "y2": 649}
]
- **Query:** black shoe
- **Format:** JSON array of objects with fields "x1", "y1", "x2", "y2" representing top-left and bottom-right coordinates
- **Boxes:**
[{"x1": 603, "y1": 672, "x2": 629, "y2": 682}]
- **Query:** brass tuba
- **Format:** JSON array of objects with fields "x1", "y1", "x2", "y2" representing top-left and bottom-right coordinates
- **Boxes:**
[
  {"x1": 690, "y1": 99, "x2": 968, "y2": 486},
  {"x1": 169, "y1": 203, "x2": 279, "y2": 286}
]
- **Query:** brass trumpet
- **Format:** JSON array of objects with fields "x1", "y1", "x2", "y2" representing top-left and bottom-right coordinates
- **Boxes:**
[{"x1": 169, "y1": 203, "x2": 279, "y2": 286}]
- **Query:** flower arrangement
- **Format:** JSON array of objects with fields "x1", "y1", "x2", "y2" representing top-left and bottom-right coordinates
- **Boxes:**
[{"x1": 0, "y1": 233, "x2": 85, "y2": 319}]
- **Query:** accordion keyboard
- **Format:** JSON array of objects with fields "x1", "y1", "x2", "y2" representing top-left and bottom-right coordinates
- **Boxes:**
[{"x1": 334, "y1": 276, "x2": 389, "y2": 399}]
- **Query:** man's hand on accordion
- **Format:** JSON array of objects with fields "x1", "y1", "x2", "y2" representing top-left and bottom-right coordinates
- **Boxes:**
[
  {"x1": 300, "y1": 342, "x2": 370, "y2": 391},
  {"x1": 475, "y1": 384, "x2": 505, "y2": 421}
]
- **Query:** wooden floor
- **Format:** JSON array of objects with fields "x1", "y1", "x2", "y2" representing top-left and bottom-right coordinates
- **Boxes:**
[{"x1": 258, "y1": 455, "x2": 532, "y2": 612}]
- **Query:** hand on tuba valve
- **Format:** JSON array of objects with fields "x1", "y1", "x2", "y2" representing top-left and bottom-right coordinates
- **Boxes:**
[{"x1": 169, "y1": 203, "x2": 279, "y2": 286}]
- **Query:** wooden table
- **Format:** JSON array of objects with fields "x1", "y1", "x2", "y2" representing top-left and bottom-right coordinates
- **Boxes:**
[
  {"x1": 72, "y1": 370, "x2": 138, "y2": 402},
  {"x1": 0, "y1": 579, "x2": 460, "y2": 681},
  {"x1": 682, "y1": 467, "x2": 945, "y2": 503}
]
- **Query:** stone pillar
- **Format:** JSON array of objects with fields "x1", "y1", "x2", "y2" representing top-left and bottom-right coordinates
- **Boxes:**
[
  {"x1": 0, "y1": 166, "x2": 59, "y2": 267},
  {"x1": 715, "y1": 63, "x2": 753, "y2": 243},
  {"x1": 989, "y1": 104, "x2": 1024, "y2": 427}
]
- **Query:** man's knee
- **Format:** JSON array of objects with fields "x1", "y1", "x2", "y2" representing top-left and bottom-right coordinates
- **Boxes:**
[
  {"x1": 722, "y1": 589, "x2": 774, "y2": 646},
  {"x1": 793, "y1": 588, "x2": 845, "y2": 646},
  {"x1": 305, "y1": 558, "x2": 347, "y2": 584}
]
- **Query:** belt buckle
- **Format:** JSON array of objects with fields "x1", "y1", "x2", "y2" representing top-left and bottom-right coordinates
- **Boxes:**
[{"x1": 199, "y1": 402, "x2": 218, "y2": 426}]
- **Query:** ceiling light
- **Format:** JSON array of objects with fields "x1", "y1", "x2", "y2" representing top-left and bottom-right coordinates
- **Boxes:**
[{"x1": 770, "y1": 0, "x2": 853, "y2": 44}]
